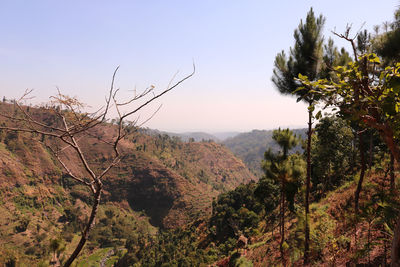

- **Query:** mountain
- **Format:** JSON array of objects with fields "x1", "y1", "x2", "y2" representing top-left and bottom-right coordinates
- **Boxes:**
[
  {"x1": 139, "y1": 128, "x2": 220, "y2": 142},
  {"x1": 140, "y1": 129, "x2": 242, "y2": 143},
  {"x1": 102, "y1": 130, "x2": 256, "y2": 228},
  {"x1": 0, "y1": 102, "x2": 256, "y2": 265},
  {"x1": 178, "y1": 132, "x2": 220, "y2": 142},
  {"x1": 212, "y1": 131, "x2": 241, "y2": 141},
  {"x1": 223, "y1": 129, "x2": 307, "y2": 177}
]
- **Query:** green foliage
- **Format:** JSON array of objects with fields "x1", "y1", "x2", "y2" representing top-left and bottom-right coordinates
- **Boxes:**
[
  {"x1": 118, "y1": 225, "x2": 218, "y2": 267},
  {"x1": 211, "y1": 182, "x2": 263, "y2": 241},
  {"x1": 13, "y1": 194, "x2": 41, "y2": 211},
  {"x1": 49, "y1": 238, "x2": 65, "y2": 258},
  {"x1": 272, "y1": 128, "x2": 299, "y2": 158},
  {"x1": 311, "y1": 116, "x2": 355, "y2": 195},
  {"x1": 75, "y1": 247, "x2": 115, "y2": 267},
  {"x1": 61, "y1": 206, "x2": 83, "y2": 233},
  {"x1": 272, "y1": 7, "x2": 326, "y2": 102},
  {"x1": 309, "y1": 204, "x2": 336, "y2": 260},
  {"x1": 229, "y1": 252, "x2": 253, "y2": 267},
  {"x1": 373, "y1": 7, "x2": 400, "y2": 64},
  {"x1": 262, "y1": 129, "x2": 306, "y2": 211},
  {"x1": 223, "y1": 129, "x2": 305, "y2": 177},
  {"x1": 254, "y1": 176, "x2": 279, "y2": 219},
  {"x1": 322, "y1": 38, "x2": 352, "y2": 78},
  {"x1": 88, "y1": 206, "x2": 142, "y2": 249},
  {"x1": 298, "y1": 54, "x2": 400, "y2": 126}
]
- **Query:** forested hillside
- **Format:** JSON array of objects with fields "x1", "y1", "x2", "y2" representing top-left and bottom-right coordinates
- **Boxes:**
[
  {"x1": 0, "y1": 102, "x2": 255, "y2": 265},
  {"x1": 223, "y1": 129, "x2": 306, "y2": 177}
]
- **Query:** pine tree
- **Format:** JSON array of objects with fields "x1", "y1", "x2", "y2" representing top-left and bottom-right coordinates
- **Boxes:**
[
  {"x1": 262, "y1": 128, "x2": 305, "y2": 264},
  {"x1": 373, "y1": 7, "x2": 400, "y2": 64},
  {"x1": 271, "y1": 8, "x2": 325, "y2": 264}
]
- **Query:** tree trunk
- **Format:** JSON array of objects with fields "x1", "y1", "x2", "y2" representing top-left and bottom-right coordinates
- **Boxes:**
[
  {"x1": 279, "y1": 181, "x2": 287, "y2": 266},
  {"x1": 356, "y1": 106, "x2": 400, "y2": 266},
  {"x1": 354, "y1": 131, "x2": 366, "y2": 214},
  {"x1": 63, "y1": 183, "x2": 102, "y2": 267},
  {"x1": 304, "y1": 107, "x2": 312, "y2": 265},
  {"x1": 390, "y1": 153, "x2": 395, "y2": 192},
  {"x1": 281, "y1": 188, "x2": 286, "y2": 266},
  {"x1": 280, "y1": 188, "x2": 284, "y2": 257},
  {"x1": 392, "y1": 150, "x2": 400, "y2": 267},
  {"x1": 385, "y1": 237, "x2": 388, "y2": 266},
  {"x1": 392, "y1": 215, "x2": 400, "y2": 267},
  {"x1": 370, "y1": 127, "x2": 400, "y2": 266},
  {"x1": 369, "y1": 132, "x2": 373, "y2": 169}
]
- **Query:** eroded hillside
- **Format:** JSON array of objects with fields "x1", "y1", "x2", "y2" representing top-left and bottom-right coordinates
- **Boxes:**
[{"x1": 0, "y1": 102, "x2": 256, "y2": 264}]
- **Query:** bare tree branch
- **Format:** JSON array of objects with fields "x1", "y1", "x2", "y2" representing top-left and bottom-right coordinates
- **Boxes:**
[{"x1": 0, "y1": 64, "x2": 194, "y2": 266}]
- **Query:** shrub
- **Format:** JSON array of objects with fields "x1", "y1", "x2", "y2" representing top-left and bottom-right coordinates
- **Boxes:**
[{"x1": 15, "y1": 217, "x2": 30, "y2": 232}]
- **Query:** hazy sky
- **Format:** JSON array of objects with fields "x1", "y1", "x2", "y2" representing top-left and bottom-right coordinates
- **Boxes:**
[{"x1": 0, "y1": 1, "x2": 398, "y2": 132}]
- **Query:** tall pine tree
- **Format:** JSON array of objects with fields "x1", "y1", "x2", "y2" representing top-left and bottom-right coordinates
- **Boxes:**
[
  {"x1": 272, "y1": 8, "x2": 325, "y2": 264},
  {"x1": 262, "y1": 128, "x2": 305, "y2": 264}
]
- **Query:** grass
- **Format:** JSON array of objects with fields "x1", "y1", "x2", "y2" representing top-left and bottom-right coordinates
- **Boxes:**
[
  {"x1": 106, "y1": 255, "x2": 120, "y2": 266},
  {"x1": 248, "y1": 239, "x2": 268, "y2": 249},
  {"x1": 74, "y1": 247, "x2": 114, "y2": 267}
]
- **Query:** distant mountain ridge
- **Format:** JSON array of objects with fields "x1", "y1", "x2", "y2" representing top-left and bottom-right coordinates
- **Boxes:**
[
  {"x1": 211, "y1": 131, "x2": 241, "y2": 140},
  {"x1": 141, "y1": 127, "x2": 308, "y2": 178},
  {"x1": 139, "y1": 128, "x2": 240, "y2": 142}
]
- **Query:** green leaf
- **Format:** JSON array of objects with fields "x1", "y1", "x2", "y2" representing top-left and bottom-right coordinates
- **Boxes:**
[
  {"x1": 315, "y1": 110, "x2": 322, "y2": 120},
  {"x1": 294, "y1": 87, "x2": 305, "y2": 93},
  {"x1": 298, "y1": 73, "x2": 308, "y2": 80},
  {"x1": 368, "y1": 53, "x2": 381, "y2": 64}
]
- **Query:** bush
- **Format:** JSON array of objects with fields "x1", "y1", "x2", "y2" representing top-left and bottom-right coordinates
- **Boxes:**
[
  {"x1": 211, "y1": 183, "x2": 263, "y2": 241},
  {"x1": 25, "y1": 246, "x2": 37, "y2": 255},
  {"x1": 229, "y1": 252, "x2": 253, "y2": 267},
  {"x1": 5, "y1": 255, "x2": 17, "y2": 267},
  {"x1": 15, "y1": 217, "x2": 30, "y2": 232}
]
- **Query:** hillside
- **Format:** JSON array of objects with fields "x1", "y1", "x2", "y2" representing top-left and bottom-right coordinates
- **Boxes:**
[
  {"x1": 102, "y1": 130, "x2": 256, "y2": 228},
  {"x1": 139, "y1": 128, "x2": 221, "y2": 142},
  {"x1": 0, "y1": 102, "x2": 256, "y2": 265},
  {"x1": 115, "y1": 157, "x2": 400, "y2": 266},
  {"x1": 223, "y1": 129, "x2": 306, "y2": 177},
  {"x1": 243, "y1": 171, "x2": 398, "y2": 266}
]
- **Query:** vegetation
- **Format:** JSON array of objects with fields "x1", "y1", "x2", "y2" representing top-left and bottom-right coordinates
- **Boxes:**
[
  {"x1": 223, "y1": 129, "x2": 305, "y2": 177},
  {"x1": 272, "y1": 9, "x2": 329, "y2": 262},
  {"x1": 297, "y1": 5, "x2": 400, "y2": 265},
  {"x1": 0, "y1": 101, "x2": 255, "y2": 266},
  {"x1": 311, "y1": 116, "x2": 355, "y2": 196},
  {"x1": 262, "y1": 129, "x2": 305, "y2": 263},
  {"x1": 3, "y1": 4, "x2": 400, "y2": 267}
]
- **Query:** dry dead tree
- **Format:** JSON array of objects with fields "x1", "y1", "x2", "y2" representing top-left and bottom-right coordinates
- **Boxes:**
[{"x1": 0, "y1": 65, "x2": 194, "y2": 266}]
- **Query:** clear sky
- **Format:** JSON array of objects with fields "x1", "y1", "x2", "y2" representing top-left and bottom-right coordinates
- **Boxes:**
[{"x1": 0, "y1": 1, "x2": 398, "y2": 132}]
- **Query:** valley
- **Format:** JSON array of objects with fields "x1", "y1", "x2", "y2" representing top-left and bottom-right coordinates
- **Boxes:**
[{"x1": 1, "y1": 2, "x2": 400, "y2": 266}]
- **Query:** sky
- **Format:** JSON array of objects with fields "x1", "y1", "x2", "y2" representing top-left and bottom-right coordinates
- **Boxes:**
[{"x1": 0, "y1": 1, "x2": 398, "y2": 133}]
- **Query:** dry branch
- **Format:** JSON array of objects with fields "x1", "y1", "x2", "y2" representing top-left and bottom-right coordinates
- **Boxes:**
[{"x1": 0, "y1": 65, "x2": 194, "y2": 266}]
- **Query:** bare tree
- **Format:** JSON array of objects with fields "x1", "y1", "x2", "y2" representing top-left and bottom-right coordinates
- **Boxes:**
[{"x1": 0, "y1": 66, "x2": 194, "y2": 266}]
